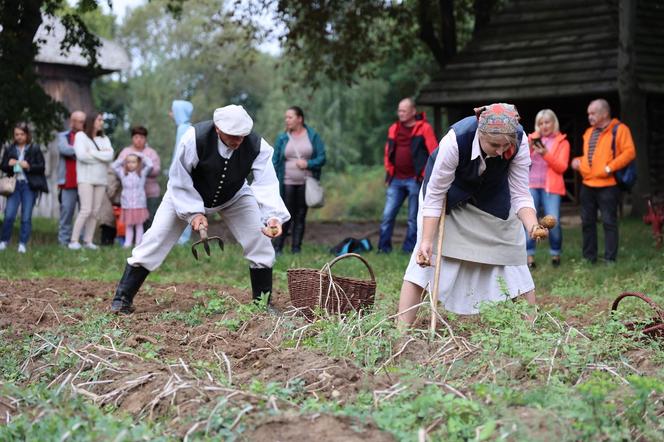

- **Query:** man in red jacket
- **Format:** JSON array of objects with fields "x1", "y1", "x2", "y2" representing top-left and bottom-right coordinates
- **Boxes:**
[{"x1": 379, "y1": 98, "x2": 438, "y2": 253}]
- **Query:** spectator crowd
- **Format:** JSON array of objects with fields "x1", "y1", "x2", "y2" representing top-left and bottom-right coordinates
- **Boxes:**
[{"x1": 0, "y1": 98, "x2": 637, "y2": 263}]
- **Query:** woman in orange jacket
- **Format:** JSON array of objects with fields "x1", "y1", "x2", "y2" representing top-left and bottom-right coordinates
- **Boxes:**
[{"x1": 526, "y1": 109, "x2": 570, "y2": 268}]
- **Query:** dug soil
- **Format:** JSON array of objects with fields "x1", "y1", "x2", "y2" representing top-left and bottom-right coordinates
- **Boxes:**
[{"x1": 0, "y1": 277, "x2": 392, "y2": 436}]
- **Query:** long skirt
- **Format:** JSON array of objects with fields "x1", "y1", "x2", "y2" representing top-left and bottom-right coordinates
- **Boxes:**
[{"x1": 403, "y1": 198, "x2": 534, "y2": 315}]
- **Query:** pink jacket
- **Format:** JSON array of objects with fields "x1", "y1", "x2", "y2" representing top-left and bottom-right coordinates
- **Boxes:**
[
  {"x1": 118, "y1": 146, "x2": 161, "y2": 198},
  {"x1": 528, "y1": 132, "x2": 570, "y2": 196}
]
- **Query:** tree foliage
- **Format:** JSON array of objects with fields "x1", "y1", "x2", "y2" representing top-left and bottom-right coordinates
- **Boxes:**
[
  {"x1": 107, "y1": 0, "x2": 437, "y2": 171},
  {"x1": 0, "y1": 0, "x2": 108, "y2": 141},
  {"x1": 230, "y1": 0, "x2": 504, "y2": 85},
  {"x1": 110, "y1": 0, "x2": 271, "y2": 161}
]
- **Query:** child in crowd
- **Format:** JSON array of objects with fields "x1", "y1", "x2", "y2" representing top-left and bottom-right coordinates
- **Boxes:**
[{"x1": 112, "y1": 153, "x2": 152, "y2": 248}]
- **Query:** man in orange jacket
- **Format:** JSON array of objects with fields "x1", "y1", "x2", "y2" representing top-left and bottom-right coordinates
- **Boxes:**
[
  {"x1": 571, "y1": 99, "x2": 636, "y2": 263},
  {"x1": 379, "y1": 98, "x2": 438, "y2": 253}
]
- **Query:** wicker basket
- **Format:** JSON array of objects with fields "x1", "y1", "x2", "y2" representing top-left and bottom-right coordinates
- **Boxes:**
[{"x1": 287, "y1": 253, "x2": 376, "y2": 318}]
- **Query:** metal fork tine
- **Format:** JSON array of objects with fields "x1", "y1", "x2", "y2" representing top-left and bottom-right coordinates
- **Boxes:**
[{"x1": 191, "y1": 227, "x2": 224, "y2": 260}]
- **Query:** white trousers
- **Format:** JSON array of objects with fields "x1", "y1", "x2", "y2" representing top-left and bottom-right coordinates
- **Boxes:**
[{"x1": 128, "y1": 191, "x2": 275, "y2": 271}]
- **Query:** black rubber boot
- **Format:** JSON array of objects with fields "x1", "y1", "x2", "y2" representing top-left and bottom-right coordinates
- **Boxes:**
[
  {"x1": 110, "y1": 264, "x2": 150, "y2": 314},
  {"x1": 249, "y1": 268, "x2": 272, "y2": 303}
]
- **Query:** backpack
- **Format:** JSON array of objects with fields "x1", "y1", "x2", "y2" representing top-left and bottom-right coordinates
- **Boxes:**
[
  {"x1": 330, "y1": 237, "x2": 373, "y2": 256},
  {"x1": 611, "y1": 124, "x2": 637, "y2": 191}
]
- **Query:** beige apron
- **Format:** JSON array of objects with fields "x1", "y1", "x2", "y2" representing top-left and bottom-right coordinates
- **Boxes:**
[{"x1": 435, "y1": 204, "x2": 526, "y2": 266}]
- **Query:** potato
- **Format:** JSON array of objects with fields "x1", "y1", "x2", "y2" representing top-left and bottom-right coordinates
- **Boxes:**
[
  {"x1": 540, "y1": 215, "x2": 557, "y2": 229},
  {"x1": 532, "y1": 226, "x2": 548, "y2": 239},
  {"x1": 416, "y1": 253, "x2": 431, "y2": 267}
]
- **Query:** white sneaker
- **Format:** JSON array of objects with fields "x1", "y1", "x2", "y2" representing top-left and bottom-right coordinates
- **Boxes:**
[
  {"x1": 17, "y1": 243, "x2": 26, "y2": 253},
  {"x1": 84, "y1": 242, "x2": 99, "y2": 250},
  {"x1": 0, "y1": 241, "x2": 6, "y2": 251},
  {"x1": 68, "y1": 242, "x2": 82, "y2": 250}
]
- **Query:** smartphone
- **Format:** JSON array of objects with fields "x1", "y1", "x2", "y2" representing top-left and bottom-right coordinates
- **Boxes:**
[{"x1": 532, "y1": 138, "x2": 544, "y2": 148}]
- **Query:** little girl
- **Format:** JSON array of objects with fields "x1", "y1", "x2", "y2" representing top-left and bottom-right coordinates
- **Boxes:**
[{"x1": 112, "y1": 153, "x2": 153, "y2": 248}]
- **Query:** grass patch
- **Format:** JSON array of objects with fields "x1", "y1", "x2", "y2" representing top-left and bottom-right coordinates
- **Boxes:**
[{"x1": 0, "y1": 215, "x2": 662, "y2": 440}]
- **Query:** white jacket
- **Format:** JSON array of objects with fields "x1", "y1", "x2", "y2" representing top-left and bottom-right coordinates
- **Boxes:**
[{"x1": 74, "y1": 132, "x2": 114, "y2": 185}]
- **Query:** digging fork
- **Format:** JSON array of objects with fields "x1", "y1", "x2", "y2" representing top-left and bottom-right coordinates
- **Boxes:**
[{"x1": 191, "y1": 227, "x2": 224, "y2": 260}]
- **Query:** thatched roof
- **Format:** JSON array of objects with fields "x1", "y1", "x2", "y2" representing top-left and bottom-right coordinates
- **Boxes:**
[
  {"x1": 34, "y1": 16, "x2": 130, "y2": 73},
  {"x1": 419, "y1": 0, "x2": 664, "y2": 106}
]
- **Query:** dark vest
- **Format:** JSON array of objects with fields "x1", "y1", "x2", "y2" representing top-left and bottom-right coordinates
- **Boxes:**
[
  {"x1": 190, "y1": 120, "x2": 261, "y2": 208},
  {"x1": 423, "y1": 116, "x2": 523, "y2": 220}
]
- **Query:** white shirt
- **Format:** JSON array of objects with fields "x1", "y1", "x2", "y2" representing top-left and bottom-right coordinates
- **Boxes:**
[
  {"x1": 166, "y1": 126, "x2": 290, "y2": 224},
  {"x1": 422, "y1": 128, "x2": 534, "y2": 218},
  {"x1": 73, "y1": 133, "x2": 114, "y2": 185}
]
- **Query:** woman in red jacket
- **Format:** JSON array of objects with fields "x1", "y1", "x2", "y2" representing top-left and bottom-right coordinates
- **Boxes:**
[{"x1": 527, "y1": 109, "x2": 569, "y2": 268}]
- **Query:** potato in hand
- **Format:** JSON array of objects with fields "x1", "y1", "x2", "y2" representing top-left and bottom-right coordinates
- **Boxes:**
[{"x1": 539, "y1": 215, "x2": 557, "y2": 229}]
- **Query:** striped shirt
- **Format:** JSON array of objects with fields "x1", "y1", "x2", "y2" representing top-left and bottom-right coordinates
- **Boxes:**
[{"x1": 587, "y1": 128, "x2": 602, "y2": 166}]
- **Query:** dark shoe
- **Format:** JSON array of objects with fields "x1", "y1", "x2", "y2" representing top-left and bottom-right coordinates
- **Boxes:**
[
  {"x1": 250, "y1": 267, "x2": 273, "y2": 304},
  {"x1": 110, "y1": 264, "x2": 150, "y2": 314},
  {"x1": 272, "y1": 237, "x2": 285, "y2": 255},
  {"x1": 291, "y1": 224, "x2": 305, "y2": 253},
  {"x1": 551, "y1": 256, "x2": 561, "y2": 267}
]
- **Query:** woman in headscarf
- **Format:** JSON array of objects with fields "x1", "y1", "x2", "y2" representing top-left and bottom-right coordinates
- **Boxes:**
[{"x1": 396, "y1": 103, "x2": 546, "y2": 326}]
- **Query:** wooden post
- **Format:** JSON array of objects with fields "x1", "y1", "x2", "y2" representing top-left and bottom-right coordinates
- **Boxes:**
[
  {"x1": 433, "y1": 105, "x2": 442, "y2": 139},
  {"x1": 430, "y1": 200, "x2": 447, "y2": 338},
  {"x1": 618, "y1": 0, "x2": 651, "y2": 214}
]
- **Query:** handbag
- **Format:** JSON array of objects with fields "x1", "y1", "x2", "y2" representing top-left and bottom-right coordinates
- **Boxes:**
[
  {"x1": 305, "y1": 175, "x2": 325, "y2": 208},
  {"x1": 0, "y1": 175, "x2": 16, "y2": 196}
]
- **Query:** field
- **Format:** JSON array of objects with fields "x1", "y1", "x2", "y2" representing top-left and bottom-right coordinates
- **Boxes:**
[{"x1": 1, "y1": 217, "x2": 663, "y2": 441}]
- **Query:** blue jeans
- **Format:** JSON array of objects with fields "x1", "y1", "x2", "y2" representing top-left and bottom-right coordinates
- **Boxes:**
[
  {"x1": 526, "y1": 188, "x2": 562, "y2": 256},
  {"x1": 1, "y1": 180, "x2": 37, "y2": 244},
  {"x1": 378, "y1": 177, "x2": 420, "y2": 253}
]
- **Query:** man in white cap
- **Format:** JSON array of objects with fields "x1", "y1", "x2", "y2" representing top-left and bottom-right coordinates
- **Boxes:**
[{"x1": 110, "y1": 105, "x2": 290, "y2": 314}]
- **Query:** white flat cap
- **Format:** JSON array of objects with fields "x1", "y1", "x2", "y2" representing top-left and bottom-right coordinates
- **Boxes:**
[{"x1": 213, "y1": 105, "x2": 253, "y2": 136}]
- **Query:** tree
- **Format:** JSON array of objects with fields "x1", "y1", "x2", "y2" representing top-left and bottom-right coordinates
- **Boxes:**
[
  {"x1": 115, "y1": 0, "x2": 273, "y2": 164},
  {"x1": 231, "y1": 0, "x2": 505, "y2": 85},
  {"x1": 0, "y1": 0, "x2": 190, "y2": 141},
  {"x1": 0, "y1": 0, "x2": 108, "y2": 141}
]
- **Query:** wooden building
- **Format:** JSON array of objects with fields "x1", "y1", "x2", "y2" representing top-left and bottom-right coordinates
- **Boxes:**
[
  {"x1": 418, "y1": 0, "x2": 664, "y2": 207},
  {"x1": 32, "y1": 16, "x2": 130, "y2": 217}
]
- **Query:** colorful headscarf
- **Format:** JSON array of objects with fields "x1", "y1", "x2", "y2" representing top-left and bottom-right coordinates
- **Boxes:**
[{"x1": 474, "y1": 103, "x2": 520, "y2": 134}]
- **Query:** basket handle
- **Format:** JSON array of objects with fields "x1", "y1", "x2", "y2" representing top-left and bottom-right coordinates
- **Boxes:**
[
  {"x1": 611, "y1": 292, "x2": 664, "y2": 320},
  {"x1": 323, "y1": 253, "x2": 376, "y2": 283}
]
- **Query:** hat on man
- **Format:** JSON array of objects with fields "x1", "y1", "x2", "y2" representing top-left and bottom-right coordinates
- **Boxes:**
[{"x1": 213, "y1": 105, "x2": 253, "y2": 136}]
